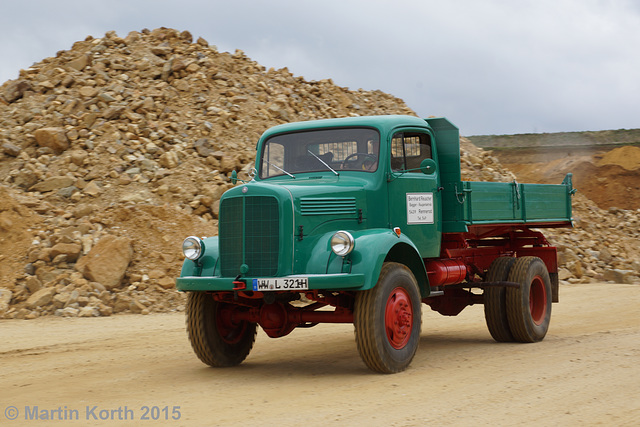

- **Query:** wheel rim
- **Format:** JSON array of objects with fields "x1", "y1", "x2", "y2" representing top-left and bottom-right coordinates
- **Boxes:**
[
  {"x1": 529, "y1": 275, "x2": 548, "y2": 326},
  {"x1": 385, "y1": 287, "x2": 413, "y2": 349},
  {"x1": 216, "y1": 304, "x2": 247, "y2": 345}
]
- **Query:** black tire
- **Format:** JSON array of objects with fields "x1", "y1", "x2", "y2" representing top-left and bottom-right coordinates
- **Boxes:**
[
  {"x1": 354, "y1": 262, "x2": 422, "y2": 374},
  {"x1": 506, "y1": 257, "x2": 552, "y2": 343},
  {"x1": 484, "y1": 256, "x2": 516, "y2": 342},
  {"x1": 186, "y1": 292, "x2": 257, "y2": 367}
]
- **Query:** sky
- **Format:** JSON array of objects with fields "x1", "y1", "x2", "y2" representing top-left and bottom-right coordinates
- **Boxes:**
[{"x1": 1, "y1": 0, "x2": 639, "y2": 136}]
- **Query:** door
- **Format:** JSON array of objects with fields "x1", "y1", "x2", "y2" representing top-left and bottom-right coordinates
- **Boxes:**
[{"x1": 387, "y1": 130, "x2": 441, "y2": 257}]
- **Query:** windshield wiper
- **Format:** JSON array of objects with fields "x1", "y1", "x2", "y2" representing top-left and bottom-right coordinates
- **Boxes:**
[
  {"x1": 307, "y1": 150, "x2": 339, "y2": 176},
  {"x1": 264, "y1": 160, "x2": 295, "y2": 179}
]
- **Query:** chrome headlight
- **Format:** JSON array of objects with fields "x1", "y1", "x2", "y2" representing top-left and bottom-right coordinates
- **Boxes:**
[
  {"x1": 331, "y1": 231, "x2": 355, "y2": 257},
  {"x1": 182, "y1": 236, "x2": 205, "y2": 261}
]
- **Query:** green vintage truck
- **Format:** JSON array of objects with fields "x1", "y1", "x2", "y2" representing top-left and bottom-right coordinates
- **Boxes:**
[{"x1": 176, "y1": 115, "x2": 574, "y2": 373}]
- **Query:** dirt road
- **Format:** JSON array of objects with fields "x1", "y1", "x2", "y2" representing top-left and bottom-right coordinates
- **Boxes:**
[{"x1": 1, "y1": 282, "x2": 639, "y2": 426}]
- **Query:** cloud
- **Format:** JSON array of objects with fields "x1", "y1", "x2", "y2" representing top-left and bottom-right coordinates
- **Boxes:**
[{"x1": 1, "y1": 0, "x2": 639, "y2": 135}]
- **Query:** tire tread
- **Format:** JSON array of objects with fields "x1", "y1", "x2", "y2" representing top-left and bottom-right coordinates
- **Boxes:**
[
  {"x1": 354, "y1": 262, "x2": 421, "y2": 373},
  {"x1": 186, "y1": 292, "x2": 257, "y2": 367},
  {"x1": 484, "y1": 256, "x2": 516, "y2": 342},
  {"x1": 506, "y1": 257, "x2": 552, "y2": 343}
]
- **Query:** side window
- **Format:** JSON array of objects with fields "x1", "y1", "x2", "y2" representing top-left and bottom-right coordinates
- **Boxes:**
[{"x1": 391, "y1": 132, "x2": 432, "y2": 172}]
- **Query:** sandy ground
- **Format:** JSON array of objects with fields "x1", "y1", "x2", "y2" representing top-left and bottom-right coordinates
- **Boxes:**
[{"x1": 1, "y1": 282, "x2": 639, "y2": 426}]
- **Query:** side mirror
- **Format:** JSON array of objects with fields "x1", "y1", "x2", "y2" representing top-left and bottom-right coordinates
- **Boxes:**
[
  {"x1": 420, "y1": 159, "x2": 437, "y2": 175},
  {"x1": 230, "y1": 170, "x2": 238, "y2": 184}
]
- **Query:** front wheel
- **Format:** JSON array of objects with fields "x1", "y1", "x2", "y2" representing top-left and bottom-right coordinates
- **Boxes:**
[
  {"x1": 354, "y1": 262, "x2": 422, "y2": 373},
  {"x1": 506, "y1": 257, "x2": 552, "y2": 342},
  {"x1": 186, "y1": 292, "x2": 257, "y2": 367}
]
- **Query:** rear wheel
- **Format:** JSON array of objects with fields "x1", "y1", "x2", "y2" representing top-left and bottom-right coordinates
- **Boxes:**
[
  {"x1": 506, "y1": 257, "x2": 552, "y2": 342},
  {"x1": 484, "y1": 256, "x2": 516, "y2": 342},
  {"x1": 354, "y1": 262, "x2": 421, "y2": 373},
  {"x1": 186, "y1": 292, "x2": 257, "y2": 367}
]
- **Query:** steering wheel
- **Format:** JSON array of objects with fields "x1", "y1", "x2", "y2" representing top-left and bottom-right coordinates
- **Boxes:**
[{"x1": 342, "y1": 153, "x2": 378, "y2": 170}]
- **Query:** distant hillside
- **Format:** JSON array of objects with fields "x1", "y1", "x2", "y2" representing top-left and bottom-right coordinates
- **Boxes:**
[{"x1": 467, "y1": 128, "x2": 640, "y2": 150}]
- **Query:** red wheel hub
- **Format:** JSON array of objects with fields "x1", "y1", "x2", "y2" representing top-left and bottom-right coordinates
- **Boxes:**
[
  {"x1": 216, "y1": 304, "x2": 247, "y2": 344},
  {"x1": 529, "y1": 275, "x2": 548, "y2": 325},
  {"x1": 385, "y1": 287, "x2": 413, "y2": 349}
]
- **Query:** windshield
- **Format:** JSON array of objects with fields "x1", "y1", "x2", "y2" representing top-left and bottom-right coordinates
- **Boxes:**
[{"x1": 259, "y1": 127, "x2": 380, "y2": 179}]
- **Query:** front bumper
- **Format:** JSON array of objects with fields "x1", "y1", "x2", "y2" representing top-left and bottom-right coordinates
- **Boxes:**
[{"x1": 176, "y1": 273, "x2": 365, "y2": 292}]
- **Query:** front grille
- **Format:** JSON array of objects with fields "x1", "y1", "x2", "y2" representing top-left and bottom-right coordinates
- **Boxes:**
[{"x1": 219, "y1": 196, "x2": 280, "y2": 277}]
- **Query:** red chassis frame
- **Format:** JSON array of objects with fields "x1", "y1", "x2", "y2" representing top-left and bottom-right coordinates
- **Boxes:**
[{"x1": 208, "y1": 224, "x2": 561, "y2": 338}]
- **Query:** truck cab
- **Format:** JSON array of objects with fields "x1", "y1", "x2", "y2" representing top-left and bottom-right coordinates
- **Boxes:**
[{"x1": 259, "y1": 115, "x2": 450, "y2": 259}]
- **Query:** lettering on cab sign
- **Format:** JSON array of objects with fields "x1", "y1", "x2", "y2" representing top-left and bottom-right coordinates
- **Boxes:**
[{"x1": 406, "y1": 192, "x2": 434, "y2": 224}]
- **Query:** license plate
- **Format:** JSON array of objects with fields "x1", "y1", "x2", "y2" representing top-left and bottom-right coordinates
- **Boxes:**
[{"x1": 252, "y1": 277, "x2": 309, "y2": 291}]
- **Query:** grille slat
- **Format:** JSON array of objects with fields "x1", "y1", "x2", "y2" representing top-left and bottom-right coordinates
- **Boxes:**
[
  {"x1": 300, "y1": 197, "x2": 357, "y2": 216},
  {"x1": 219, "y1": 196, "x2": 280, "y2": 277}
]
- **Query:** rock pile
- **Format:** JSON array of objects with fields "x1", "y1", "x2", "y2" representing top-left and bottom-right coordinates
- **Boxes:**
[
  {"x1": 0, "y1": 28, "x2": 636, "y2": 319},
  {"x1": 0, "y1": 28, "x2": 413, "y2": 319},
  {"x1": 597, "y1": 145, "x2": 640, "y2": 171}
]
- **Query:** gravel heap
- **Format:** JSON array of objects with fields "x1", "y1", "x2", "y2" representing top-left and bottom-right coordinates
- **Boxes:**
[
  {"x1": 0, "y1": 28, "x2": 637, "y2": 320},
  {"x1": 0, "y1": 28, "x2": 412, "y2": 319}
]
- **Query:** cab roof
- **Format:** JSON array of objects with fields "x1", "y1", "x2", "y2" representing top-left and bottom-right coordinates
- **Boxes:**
[{"x1": 259, "y1": 115, "x2": 434, "y2": 140}]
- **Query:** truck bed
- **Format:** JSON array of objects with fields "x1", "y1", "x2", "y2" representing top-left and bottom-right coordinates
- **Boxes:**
[{"x1": 442, "y1": 174, "x2": 574, "y2": 233}]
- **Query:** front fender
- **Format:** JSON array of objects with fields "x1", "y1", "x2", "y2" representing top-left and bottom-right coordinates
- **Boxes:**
[
  {"x1": 305, "y1": 228, "x2": 430, "y2": 296},
  {"x1": 179, "y1": 236, "x2": 220, "y2": 278},
  {"x1": 349, "y1": 229, "x2": 429, "y2": 296}
]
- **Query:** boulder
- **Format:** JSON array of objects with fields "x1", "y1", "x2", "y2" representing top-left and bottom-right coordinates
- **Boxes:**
[
  {"x1": 83, "y1": 181, "x2": 102, "y2": 197},
  {"x1": 113, "y1": 294, "x2": 132, "y2": 313},
  {"x1": 78, "y1": 306, "x2": 99, "y2": 317},
  {"x1": 29, "y1": 176, "x2": 75, "y2": 193},
  {"x1": 34, "y1": 127, "x2": 70, "y2": 153},
  {"x1": 1, "y1": 79, "x2": 32, "y2": 103},
  {"x1": 26, "y1": 287, "x2": 56, "y2": 309},
  {"x1": 2, "y1": 142, "x2": 21, "y2": 157},
  {"x1": 157, "y1": 277, "x2": 175, "y2": 289},
  {"x1": 75, "y1": 235, "x2": 133, "y2": 289},
  {"x1": 67, "y1": 54, "x2": 91, "y2": 71},
  {"x1": 72, "y1": 203, "x2": 95, "y2": 218},
  {"x1": 25, "y1": 276, "x2": 42, "y2": 293},
  {"x1": 566, "y1": 260, "x2": 583, "y2": 279},
  {"x1": 56, "y1": 307, "x2": 79, "y2": 317},
  {"x1": 558, "y1": 268, "x2": 573, "y2": 281},
  {"x1": 194, "y1": 138, "x2": 216, "y2": 157},
  {"x1": 159, "y1": 151, "x2": 179, "y2": 168},
  {"x1": 603, "y1": 269, "x2": 637, "y2": 284},
  {"x1": 0, "y1": 288, "x2": 12, "y2": 314},
  {"x1": 79, "y1": 86, "x2": 99, "y2": 97},
  {"x1": 598, "y1": 248, "x2": 614, "y2": 264},
  {"x1": 102, "y1": 105, "x2": 125, "y2": 120},
  {"x1": 50, "y1": 243, "x2": 82, "y2": 263}
]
